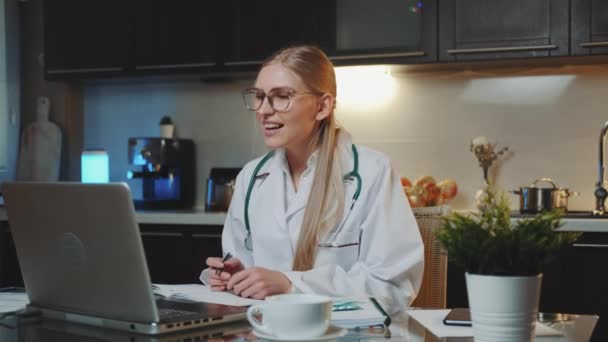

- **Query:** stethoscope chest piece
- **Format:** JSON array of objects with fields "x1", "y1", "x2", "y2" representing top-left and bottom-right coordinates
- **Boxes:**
[{"x1": 244, "y1": 231, "x2": 253, "y2": 251}]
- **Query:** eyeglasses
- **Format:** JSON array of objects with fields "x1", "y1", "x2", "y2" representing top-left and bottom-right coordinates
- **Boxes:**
[{"x1": 241, "y1": 87, "x2": 317, "y2": 112}]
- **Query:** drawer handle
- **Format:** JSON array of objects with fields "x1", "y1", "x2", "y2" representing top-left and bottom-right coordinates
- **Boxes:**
[
  {"x1": 192, "y1": 233, "x2": 222, "y2": 239},
  {"x1": 579, "y1": 41, "x2": 608, "y2": 48},
  {"x1": 46, "y1": 67, "x2": 123, "y2": 74},
  {"x1": 136, "y1": 62, "x2": 216, "y2": 70},
  {"x1": 329, "y1": 51, "x2": 425, "y2": 61},
  {"x1": 224, "y1": 60, "x2": 264, "y2": 67},
  {"x1": 447, "y1": 45, "x2": 557, "y2": 55},
  {"x1": 140, "y1": 232, "x2": 182, "y2": 237},
  {"x1": 573, "y1": 243, "x2": 608, "y2": 248}
]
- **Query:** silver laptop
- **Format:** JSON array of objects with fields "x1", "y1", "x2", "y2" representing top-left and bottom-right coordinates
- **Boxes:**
[{"x1": 1, "y1": 182, "x2": 247, "y2": 334}]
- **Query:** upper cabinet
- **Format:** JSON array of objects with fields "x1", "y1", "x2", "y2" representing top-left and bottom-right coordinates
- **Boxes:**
[
  {"x1": 438, "y1": 0, "x2": 569, "y2": 61},
  {"x1": 571, "y1": 0, "x2": 608, "y2": 55},
  {"x1": 43, "y1": 0, "x2": 131, "y2": 77},
  {"x1": 225, "y1": 0, "x2": 330, "y2": 69},
  {"x1": 327, "y1": 0, "x2": 437, "y2": 64},
  {"x1": 42, "y1": 0, "x2": 607, "y2": 80},
  {"x1": 133, "y1": 2, "x2": 224, "y2": 72}
]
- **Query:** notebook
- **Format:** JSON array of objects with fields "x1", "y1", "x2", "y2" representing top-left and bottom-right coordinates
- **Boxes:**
[
  {"x1": 152, "y1": 284, "x2": 263, "y2": 307},
  {"x1": 1, "y1": 182, "x2": 247, "y2": 334},
  {"x1": 331, "y1": 297, "x2": 391, "y2": 329}
]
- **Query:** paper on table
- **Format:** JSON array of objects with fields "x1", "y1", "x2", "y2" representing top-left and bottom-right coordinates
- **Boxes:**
[
  {"x1": 0, "y1": 293, "x2": 29, "y2": 314},
  {"x1": 407, "y1": 309, "x2": 563, "y2": 338},
  {"x1": 152, "y1": 284, "x2": 263, "y2": 307}
]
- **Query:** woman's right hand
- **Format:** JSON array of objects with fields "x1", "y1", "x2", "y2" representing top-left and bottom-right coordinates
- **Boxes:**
[{"x1": 206, "y1": 257, "x2": 245, "y2": 291}]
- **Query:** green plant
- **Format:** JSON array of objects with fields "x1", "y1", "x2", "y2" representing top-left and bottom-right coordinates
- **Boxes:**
[{"x1": 437, "y1": 186, "x2": 580, "y2": 276}]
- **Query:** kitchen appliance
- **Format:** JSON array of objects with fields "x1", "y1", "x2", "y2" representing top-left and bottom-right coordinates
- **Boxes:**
[
  {"x1": 126, "y1": 137, "x2": 195, "y2": 210},
  {"x1": 206, "y1": 167, "x2": 241, "y2": 212},
  {"x1": 511, "y1": 178, "x2": 578, "y2": 214}
]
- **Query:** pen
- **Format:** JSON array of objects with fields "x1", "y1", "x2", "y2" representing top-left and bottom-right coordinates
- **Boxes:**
[{"x1": 215, "y1": 252, "x2": 233, "y2": 276}]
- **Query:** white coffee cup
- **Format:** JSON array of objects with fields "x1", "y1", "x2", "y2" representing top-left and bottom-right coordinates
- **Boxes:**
[{"x1": 247, "y1": 294, "x2": 332, "y2": 339}]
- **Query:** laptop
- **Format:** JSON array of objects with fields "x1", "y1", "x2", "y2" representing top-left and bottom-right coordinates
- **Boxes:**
[{"x1": 1, "y1": 182, "x2": 247, "y2": 334}]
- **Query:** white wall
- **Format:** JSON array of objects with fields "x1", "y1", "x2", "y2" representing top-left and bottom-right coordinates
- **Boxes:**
[{"x1": 84, "y1": 63, "x2": 608, "y2": 211}]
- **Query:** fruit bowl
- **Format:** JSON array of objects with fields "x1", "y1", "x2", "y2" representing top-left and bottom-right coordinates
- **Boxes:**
[{"x1": 401, "y1": 176, "x2": 458, "y2": 208}]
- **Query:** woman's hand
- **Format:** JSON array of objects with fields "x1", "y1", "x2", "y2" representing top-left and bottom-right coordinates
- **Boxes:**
[
  {"x1": 206, "y1": 257, "x2": 245, "y2": 291},
  {"x1": 226, "y1": 267, "x2": 292, "y2": 299}
]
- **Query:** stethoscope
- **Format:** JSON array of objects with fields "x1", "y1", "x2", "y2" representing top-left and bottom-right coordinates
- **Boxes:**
[{"x1": 243, "y1": 145, "x2": 362, "y2": 251}]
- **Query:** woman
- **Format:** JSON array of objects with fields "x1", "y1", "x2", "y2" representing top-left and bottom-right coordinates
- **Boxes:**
[{"x1": 201, "y1": 45, "x2": 423, "y2": 313}]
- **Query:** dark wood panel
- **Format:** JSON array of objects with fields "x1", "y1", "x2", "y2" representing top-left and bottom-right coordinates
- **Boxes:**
[
  {"x1": 439, "y1": 0, "x2": 569, "y2": 61},
  {"x1": 133, "y1": 1, "x2": 223, "y2": 71},
  {"x1": 43, "y1": 0, "x2": 131, "y2": 73},
  {"x1": 226, "y1": 0, "x2": 329, "y2": 65},
  {"x1": 329, "y1": 0, "x2": 437, "y2": 65},
  {"x1": 140, "y1": 224, "x2": 223, "y2": 284},
  {"x1": 572, "y1": 0, "x2": 608, "y2": 56},
  {"x1": 0, "y1": 223, "x2": 23, "y2": 287},
  {"x1": 0, "y1": 222, "x2": 224, "y2": 287}
]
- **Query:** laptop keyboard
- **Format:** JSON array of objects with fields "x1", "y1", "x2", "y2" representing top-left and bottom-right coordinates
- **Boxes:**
[{"x1": 159, "y1": 308, "x2": 204, "y2": 323}]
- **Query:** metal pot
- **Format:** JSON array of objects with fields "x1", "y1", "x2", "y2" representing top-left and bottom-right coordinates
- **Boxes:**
[{"x1": 511, "y1": 178, "x2": 578, "y2": 214}]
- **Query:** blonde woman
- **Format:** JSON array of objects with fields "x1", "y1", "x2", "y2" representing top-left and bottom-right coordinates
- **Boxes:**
[{"x1": 201, "y1": 45, "x2": 423, "y2": 314}]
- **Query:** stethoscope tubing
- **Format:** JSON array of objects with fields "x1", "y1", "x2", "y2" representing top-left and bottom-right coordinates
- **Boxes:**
[{"x1": 243, "y1": 145, "x2": 361, "y2": 251}]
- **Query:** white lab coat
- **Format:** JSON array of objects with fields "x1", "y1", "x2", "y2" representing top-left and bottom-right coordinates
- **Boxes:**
[{"x1": 202, "y1": 133, "x2": 423, "y2": 314}]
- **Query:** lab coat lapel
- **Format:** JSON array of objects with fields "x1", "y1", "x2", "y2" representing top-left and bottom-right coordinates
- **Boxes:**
[
  {"x1": 285, "y1": 191, "x2": 307, "y2": 219},
  {"x1": 263, "y1": 157, "x2": 288, "y2": 232}
]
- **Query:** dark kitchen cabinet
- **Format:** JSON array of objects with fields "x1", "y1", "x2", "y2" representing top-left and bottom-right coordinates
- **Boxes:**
[
  {"x1": 0, "y1": 221, "x2": 22, "y2": 287},
  {"x1": 328, "y1": 0, "x2": 437, "y2": 65},
  {"x1": 560, "y1": 234, "x2": 608, "y2": 341},
  {"x1": 0, "y1": 221, "x2": 223, "y2": 286},
  {"x1": 438, "y1": 0, "x2": 569, "y2": 62},
  {"x1": 133, "y1": 2, "x2": 224, "y2": 73},
  {"x1": 224, "y1": 0, "x2": 331, "y2": 70},
  {"x1": 571, "y1": 0, "x2": 608, "y2": 56},
  {"x1": 43, "y1": 0, "x2": 131, "y2": 78},
  {"x1": 140, "y1": 224, "x2": 223, "y2": 284}
]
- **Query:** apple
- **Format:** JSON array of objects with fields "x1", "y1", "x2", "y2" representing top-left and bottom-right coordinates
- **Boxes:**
[
  {"x1": 407, "y1": 194, "x2": 426, "y2": 208},
  {"x1": 414, "y1": 176, "x2": 440, "y2": 206},
  {"x1": 437, "y1": 178, "x2": 458, "y2": 204}
]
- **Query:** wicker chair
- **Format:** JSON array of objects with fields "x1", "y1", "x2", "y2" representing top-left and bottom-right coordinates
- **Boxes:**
[{"x1": 411, "y1": 205, "x2": 450, "y2": 309}]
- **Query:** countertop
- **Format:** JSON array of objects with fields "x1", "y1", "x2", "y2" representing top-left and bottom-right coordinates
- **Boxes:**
[
  {"x1": 510, "y1": 211, "x2": 608, "y2": 233},
  {"x1": 2, "y1": 205, "x2": 608, "y2": 232},
  {"x1": 0, "y1": 206, "x2": 227, "y2": 226}
]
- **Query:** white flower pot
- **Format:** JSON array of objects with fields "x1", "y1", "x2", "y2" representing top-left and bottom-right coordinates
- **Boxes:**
[{"x1": 466, "y1": 273, "x2": 542, "y2": 342}]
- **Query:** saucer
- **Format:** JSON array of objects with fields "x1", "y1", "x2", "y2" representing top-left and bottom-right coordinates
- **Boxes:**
[{"x1": 253, "y1": 325, "x2": 347, "y2": 341}]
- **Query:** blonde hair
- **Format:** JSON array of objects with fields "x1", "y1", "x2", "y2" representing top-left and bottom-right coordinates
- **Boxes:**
[{"x1": 263, "y1": 46, "x2": 345, "y2": 271}]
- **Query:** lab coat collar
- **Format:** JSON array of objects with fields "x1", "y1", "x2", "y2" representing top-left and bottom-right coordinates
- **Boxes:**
[
  {"x1": 273, "y1": 147, "x2": 320, "y2": 177},
  {"x1": 265, "y1": 129, "x2": 356, "y2": 228},
  {"x1": 284, "y1": 130, "x2": 356, "y2": 221},
  {"x1": 283, "y1": 149, "x2": 319, "y2": 219}
]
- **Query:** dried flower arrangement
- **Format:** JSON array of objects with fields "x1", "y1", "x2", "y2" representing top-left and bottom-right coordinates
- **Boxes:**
[{"x1": 470, "y1": 136, "x2": 509, "y2": 184}]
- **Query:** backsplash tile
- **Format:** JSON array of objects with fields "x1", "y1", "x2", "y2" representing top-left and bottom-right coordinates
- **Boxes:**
[{"x1": 84, "y1": 64, "x2": 608, "y2": 211}]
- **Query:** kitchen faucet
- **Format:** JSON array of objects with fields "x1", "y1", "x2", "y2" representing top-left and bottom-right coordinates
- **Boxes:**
[{"x1": 594, "y1": 120, "x2": 608, "y2": 215}]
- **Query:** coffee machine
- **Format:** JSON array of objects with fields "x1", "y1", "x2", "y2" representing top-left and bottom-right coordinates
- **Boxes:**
[{"x1": 126, "y1": 137, "x2": 195, "y2": 210}]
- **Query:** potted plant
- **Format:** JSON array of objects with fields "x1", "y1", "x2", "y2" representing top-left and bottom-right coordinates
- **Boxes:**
[{"x1": 438, "y1": 185, "x2": 580, "y2": 341}]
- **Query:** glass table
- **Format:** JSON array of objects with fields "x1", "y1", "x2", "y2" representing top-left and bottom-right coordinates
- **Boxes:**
[{"x1": 0, "y1": 310, "x2": 598, "y2": 341}]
